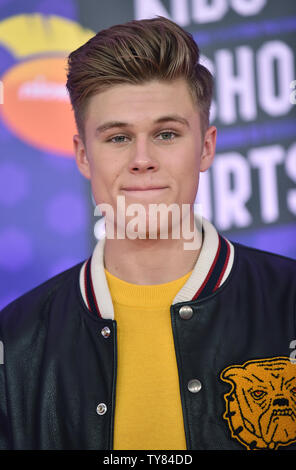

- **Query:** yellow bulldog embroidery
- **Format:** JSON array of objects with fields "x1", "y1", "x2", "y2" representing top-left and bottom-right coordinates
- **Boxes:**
[{"x1": 220, "y1": 357, "x2": 296, "y2": 450}]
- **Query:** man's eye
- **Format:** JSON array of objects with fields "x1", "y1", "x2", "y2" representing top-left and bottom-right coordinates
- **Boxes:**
[
  {"x1": 107, "y1": 131, "x2": 178, "y2": 143},
  {"x1": 108, "y1": 135, "x2": 128, "y2": 143},
  {"x1": 157, "y1": 131, "x2": 177, "y2": 141}
]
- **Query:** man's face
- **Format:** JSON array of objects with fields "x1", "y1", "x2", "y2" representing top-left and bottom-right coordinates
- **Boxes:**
[{"x1": 74, "y1": 78, "x2": 216, "y2": 236}]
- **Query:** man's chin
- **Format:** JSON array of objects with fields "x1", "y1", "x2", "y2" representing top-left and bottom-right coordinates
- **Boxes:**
[{"x1": 103, "y1": 217, "x2": 181, "y2": 241}]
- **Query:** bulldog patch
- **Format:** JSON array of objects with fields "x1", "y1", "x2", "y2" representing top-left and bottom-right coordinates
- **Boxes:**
[{"x1": 220, "y1": 357, "x2": 296, "y2": 450}]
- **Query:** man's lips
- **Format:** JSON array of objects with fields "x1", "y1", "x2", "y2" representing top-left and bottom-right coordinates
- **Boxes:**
[{"x1": 121, "y1": 187, "x2": 168, "y2": 191}]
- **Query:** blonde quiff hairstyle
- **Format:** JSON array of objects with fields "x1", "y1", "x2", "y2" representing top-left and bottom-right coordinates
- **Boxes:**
[{"x1": 66, "y1": 16, "x2": 213, "y2": 141}]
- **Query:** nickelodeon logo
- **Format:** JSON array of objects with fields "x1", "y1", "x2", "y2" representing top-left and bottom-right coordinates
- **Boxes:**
[
  {"x1": 0, "y1": 56, "x2": 77, "y2": 156},
  {"x1": 0, "y1": 13, "x2": 94, "y2": 157},
  {"x1": 0, "y1": 80, "x2": 3, "y2": 104}
]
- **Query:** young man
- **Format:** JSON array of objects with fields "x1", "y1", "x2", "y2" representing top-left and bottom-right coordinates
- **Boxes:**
[{"x1": 0, "y1": 17, "x2": 295, "y2": 451}]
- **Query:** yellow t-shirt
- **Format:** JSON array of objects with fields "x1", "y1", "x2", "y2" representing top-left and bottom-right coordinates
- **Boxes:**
[{"x1": 104, "y1": 268, "x2": 192, "y2": 450}]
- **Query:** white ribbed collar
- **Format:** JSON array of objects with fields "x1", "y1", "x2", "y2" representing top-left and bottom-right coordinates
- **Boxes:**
[{"x1": 80, "y1": 217, "x2": 234, "y2": 320}]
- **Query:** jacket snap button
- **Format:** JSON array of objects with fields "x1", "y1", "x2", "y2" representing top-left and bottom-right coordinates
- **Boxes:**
[
  {"x1": 188, "y1": 379, "x2": 202, "y2": 393},
  {"x1": 96, "y1": 403, "x2": 107, "y2": 415},
  {"x1": 101, "y1": 326, "x2": 111, "y2": 338},
  {"x1": 179, "y1": 305, "x2": 193, "y2": 320}
]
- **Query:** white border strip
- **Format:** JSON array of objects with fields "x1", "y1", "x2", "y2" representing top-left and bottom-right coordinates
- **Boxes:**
[{"x1": 79, "y1": 217, "x2": 235, "y2": 318}]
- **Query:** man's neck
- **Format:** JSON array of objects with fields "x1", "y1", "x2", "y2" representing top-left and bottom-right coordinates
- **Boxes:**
[{"x1": 103, "y1": 219, "x2": 202, "y2": 285}]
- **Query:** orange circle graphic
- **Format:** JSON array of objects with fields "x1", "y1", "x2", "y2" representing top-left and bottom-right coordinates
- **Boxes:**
[{"x1": 0, "y1": 56, "x2": 77, "y2": 156}]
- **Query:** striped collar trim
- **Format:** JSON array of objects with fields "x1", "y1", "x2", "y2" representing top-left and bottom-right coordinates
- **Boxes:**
[{"x1": 79, "y1": 217, "x2": 235, "y2": 319}]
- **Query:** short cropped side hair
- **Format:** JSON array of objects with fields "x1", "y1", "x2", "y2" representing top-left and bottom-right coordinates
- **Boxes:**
[{"x1": 66, "y1": 16, "x2": 213, "y2": 140}]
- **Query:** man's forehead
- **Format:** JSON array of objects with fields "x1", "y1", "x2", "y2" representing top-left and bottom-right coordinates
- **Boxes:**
[
  {"x1": 88, "y1": 79, "x2": 197, "y2": 113},
  {"x1": 83, "y1": 79, "x2": 202, "y2": 137}
]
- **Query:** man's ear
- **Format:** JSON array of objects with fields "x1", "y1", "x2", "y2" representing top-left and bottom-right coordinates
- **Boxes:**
[
  {"x1": 73, "y1": 134, "x2": 91, "y2": 180},
  {"x1": 200, "y1": 125, "x2": 217, "y2": 172}
]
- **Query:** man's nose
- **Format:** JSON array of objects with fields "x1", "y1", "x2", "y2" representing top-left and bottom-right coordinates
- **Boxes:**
[{"x1": 128, "y1": 137, "x2": 159, "y2": 173}]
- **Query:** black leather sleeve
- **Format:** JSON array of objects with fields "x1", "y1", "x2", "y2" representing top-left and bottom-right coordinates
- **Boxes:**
[{"x1": 0, "y1": 330, "x2": 11, "y2": 449}]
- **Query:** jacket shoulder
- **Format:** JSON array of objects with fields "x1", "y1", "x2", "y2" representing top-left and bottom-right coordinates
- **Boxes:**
[
  {"x1": 232, "y1": 241, "x2": 296, "y2": 279},
  {"x1": 0, "y1": 261, "x2": 86, "y2": 331}
]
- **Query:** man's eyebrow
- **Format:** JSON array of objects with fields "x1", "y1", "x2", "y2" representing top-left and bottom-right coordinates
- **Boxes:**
[{"x1": 95, "y1": 115, "x2": 190, "y2": 134}]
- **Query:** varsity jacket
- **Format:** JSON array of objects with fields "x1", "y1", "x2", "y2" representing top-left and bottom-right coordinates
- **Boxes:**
[{"x1": 0, "y1": 218, "x2": 295, "y2": 451}]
